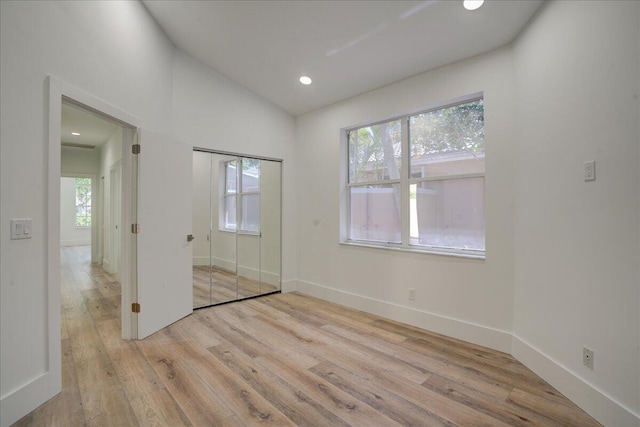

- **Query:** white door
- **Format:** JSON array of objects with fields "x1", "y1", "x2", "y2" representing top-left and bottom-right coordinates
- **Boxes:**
[{"x1": 137, "y1": 129, "x2": 193, "y2": 339}]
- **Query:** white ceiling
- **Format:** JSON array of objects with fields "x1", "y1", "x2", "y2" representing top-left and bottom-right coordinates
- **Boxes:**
[
  {"x1": 142, "y1": 0, "x2": 544, "y2": 116},
  {"x1": 61, "y1": 103, "x2": 119, "y2": 148}
]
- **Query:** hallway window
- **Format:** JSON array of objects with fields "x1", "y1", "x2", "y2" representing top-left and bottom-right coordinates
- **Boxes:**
[{"x1": 75, "y1": 177, "x2": 91, "y2": 227}]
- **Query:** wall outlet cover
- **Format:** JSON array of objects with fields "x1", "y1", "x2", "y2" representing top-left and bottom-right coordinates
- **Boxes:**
[{"x1": 583, "y1": 347, "x2": 594, "y2": 369}]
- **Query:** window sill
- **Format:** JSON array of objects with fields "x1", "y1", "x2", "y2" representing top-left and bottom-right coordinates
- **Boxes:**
[
  {"x1": 339, "y1": 240, "x2": 485, "y2": 260},
  {"x1": 218, "y1": 228, "x2": 260, "y2": 237}
]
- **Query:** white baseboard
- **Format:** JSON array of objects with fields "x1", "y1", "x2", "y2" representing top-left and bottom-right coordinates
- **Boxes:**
[
  {"x1": 260, "y1": 270, "x2": 280, "y2": 286},
  {"x1": 1, "y1": 371, "x2": 59, "y2": 427},
  {"x1": 238, "y1": 264, "x2": 260, "y2": 281},
  {"x1": 207, "y1": 256, "x2": 280, "y2": 286},
  {"x1": 60, "y1": 240, "x2": 90, "y2": 247},
  {"x1": 212, "y1": 256, "x2": 236, "y2": 273},
  {"x1": 192, "y1": 256, "x2": 210, "y2": 266},
  {"x1": 512, "y1": 336, "x2": 640, "y2": 427},
  {"x1": 281, "y1": 279, "x2": 298, "y2": 293},
  {"x1": 102, "y1": 258, "x2": 111, "y2": 272},
  {"x1": 296, "y1": 279, "x2": 512, "y2": 353}
]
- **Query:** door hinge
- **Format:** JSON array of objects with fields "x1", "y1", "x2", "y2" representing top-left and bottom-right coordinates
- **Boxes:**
[
  {"x1": 131, "y1": 223, "x2": 140, "y2": 234},
  {"x1": 132, "y1": 144, "x2": 141, "y2": 154},
  {"x1": 132, "y1": 303, "x2": 141, "y2": 313}
]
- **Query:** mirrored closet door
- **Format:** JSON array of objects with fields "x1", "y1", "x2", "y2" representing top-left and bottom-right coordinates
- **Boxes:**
[{"x1": 192, "y1": 150, "x2": 281, "y2": 309}]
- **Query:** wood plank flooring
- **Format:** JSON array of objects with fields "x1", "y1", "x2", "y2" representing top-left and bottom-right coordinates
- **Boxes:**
[
  {"x1": 14, "y1": 245, "x2": 601, "y2": 426},
  {"x1": 193, "y1": 266, "x2": 278, "y2": 308}
]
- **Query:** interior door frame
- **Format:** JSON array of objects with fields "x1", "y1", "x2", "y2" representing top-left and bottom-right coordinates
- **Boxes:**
[{"x1": 47, "y1": 76, "x2": 141, "y2": 394}]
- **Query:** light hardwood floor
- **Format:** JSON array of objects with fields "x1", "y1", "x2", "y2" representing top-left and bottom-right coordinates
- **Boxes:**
[
  {"x1": 14, "y1": 245, "x2": 601, "y2": 426},
  {"x1": 193, "y1": 266, "x2": 279, "y2": 308}
]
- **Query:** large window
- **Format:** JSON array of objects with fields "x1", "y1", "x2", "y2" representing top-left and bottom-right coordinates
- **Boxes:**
[
  {"x1": 222, "y1": 158, "x2": 261, "y2": 233},
  {"x1": 75, "y1": 177, "x2": 91, "y2": 227},
  {"x1": 344, "y1": 96, "x2": 484, "y2": 256}
]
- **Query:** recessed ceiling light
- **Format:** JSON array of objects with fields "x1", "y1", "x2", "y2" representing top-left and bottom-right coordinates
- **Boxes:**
[
  {"x1": 463, "y1": 0, "x2": 484, "y2": 11},
  {"x1": 299, "y1": 76, "x2": 312, "y2": 85},
  {"x1": 71, "y1": 132, "x2": 81, "y2": 136}
]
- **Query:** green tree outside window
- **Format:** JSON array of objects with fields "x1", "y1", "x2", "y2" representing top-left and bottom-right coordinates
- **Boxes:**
[{"x1": 75, "y1": 177, "x2": 91, "y2": 227}]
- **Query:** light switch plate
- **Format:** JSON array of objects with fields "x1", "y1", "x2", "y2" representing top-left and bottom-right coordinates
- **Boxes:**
[{"x1": 10, "y1": 218, "x2": 32, "y2": 240}]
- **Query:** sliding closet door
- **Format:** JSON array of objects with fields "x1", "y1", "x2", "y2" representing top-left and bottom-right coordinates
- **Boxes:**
[
  {"x1": 237, "y1": 158, "x2": 261, "y2": 299},
  {"x1": 192, "y1": 151, "x2": 212, "y2": 309},
  {"x1": 192, "y1": 150, "x2": 281, "y2": 309},
  {"x1": 260, "y1": 160, "x2": 281, "y2": 294},
  {"x1": 210, "y1": 154, "x2": 238, "y2": 304}
]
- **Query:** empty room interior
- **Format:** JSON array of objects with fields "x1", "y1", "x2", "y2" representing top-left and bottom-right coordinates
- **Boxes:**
[{"x1": 1, "y1": 1, "x2": 639, "y2": 426}]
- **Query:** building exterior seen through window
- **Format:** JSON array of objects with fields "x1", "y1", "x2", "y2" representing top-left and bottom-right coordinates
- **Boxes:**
[{"x1": 346, "y1": 97, "x2": 484, "y2": 255}]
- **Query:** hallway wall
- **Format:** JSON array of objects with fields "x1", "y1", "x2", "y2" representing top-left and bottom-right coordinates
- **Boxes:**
[{"x1": 99, "y1": 127, "x2": 123, "y2": 273}]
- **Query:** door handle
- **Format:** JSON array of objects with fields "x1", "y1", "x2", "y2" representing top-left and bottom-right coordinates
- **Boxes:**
[{"x1": 187, "y1": 234, "x2": 194, "y2": 242}]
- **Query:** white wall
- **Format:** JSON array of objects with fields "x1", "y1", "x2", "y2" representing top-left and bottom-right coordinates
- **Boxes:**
[
  {"x1": 512, "y1": 1, "x2": 640, "y2": 425},
  {"x1": 172, "y1": 50, "x2": 297, "y2": 288},
  {"x1": 61, "y1": 146, "x2": 100, "y2": 176},
  {"x1": 99, "y1": 127, "x2": 123, "y2": 271},
  {"x1": 60, "y1": 177, "x2": 90, "y2": 246},
  {"x1": 295, "y1": 46, "x2": 516, "y2": 351}
]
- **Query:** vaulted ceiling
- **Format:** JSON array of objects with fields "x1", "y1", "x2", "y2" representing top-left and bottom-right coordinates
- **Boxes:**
[{"x1": 142, "y1": 0, "x2": 544, "y2": 115}]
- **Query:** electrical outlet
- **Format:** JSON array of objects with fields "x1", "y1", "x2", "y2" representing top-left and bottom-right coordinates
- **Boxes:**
[
  {"x1": 408, "y1": 288, "x2": 415, "y2": 301},
  {"x1": 583, "y1": 347, "x2": 594, "y2": 369},
  {"x1": 584, "y1": 160, "x2": 596, "y2": 181}
]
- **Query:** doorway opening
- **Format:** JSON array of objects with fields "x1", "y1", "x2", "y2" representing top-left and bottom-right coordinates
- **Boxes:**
[
  {"x1": 56, "y1": 92, "x2": 139, "y2": 342},
  {"x1": 59, "y1": 99, "x2": 133, "y2": 347},
  {"x1": 40, "y1": 76, "x2": 143, "y2": 418}
]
